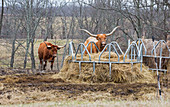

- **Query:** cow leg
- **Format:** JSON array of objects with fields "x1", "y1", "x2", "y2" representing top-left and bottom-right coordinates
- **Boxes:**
[
  {"x1": 39, "y1": 59, "x2": 43, "y2": 71},
  {"x1": 51, "y1": 61, "x2": 54, "y2": 70},
  {"x1": 43, "y1": 60, "x2": 47, "y2": 70}
]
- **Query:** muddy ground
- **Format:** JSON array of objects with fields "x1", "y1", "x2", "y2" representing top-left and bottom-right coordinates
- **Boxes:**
[{"x1": 0, "y1": 68, "x2": 169, "y2": 105}]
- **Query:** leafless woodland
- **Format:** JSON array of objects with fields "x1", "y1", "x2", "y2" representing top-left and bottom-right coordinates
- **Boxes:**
[
  {"x1": 0, "y1": 0, "x2": 170, "y2": 106},
  {"x1": 0, "y1": 0, "x2": 169, "y2": 70}
]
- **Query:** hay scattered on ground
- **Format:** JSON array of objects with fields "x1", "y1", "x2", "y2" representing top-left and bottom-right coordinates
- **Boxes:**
[{"x1": 52, "y1": 52, "x2": 156, "y2": 83}]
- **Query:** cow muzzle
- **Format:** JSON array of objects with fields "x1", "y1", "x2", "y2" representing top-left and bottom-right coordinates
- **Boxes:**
[
  {"x1": 53, "y1": 54, "x2": 57, "y2": 57},
  {"x1": 101, "y1": 42, "x2": 106, "y2": 47}
]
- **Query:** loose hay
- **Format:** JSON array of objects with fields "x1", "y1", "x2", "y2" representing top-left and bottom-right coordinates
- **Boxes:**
[{"x1": 52, "y1": 52, "x2": 156, "y2": 83}]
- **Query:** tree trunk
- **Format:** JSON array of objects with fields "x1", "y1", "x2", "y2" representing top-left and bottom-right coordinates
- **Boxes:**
[
  {"x1": 0, "y1": 0, "x2": 4, "y2": 36},
  {"x1": 10, "y1": 37, "x2": 16, "y2": 68},
  {"x1": 24, "y1": 39, "x2": 30, "y2": 69},
  {"x1": 50, "y1": 24, "x2": 53, "y2": 39},
  {"x1": 31, "y1": 39, "x2": 35, "y2": 69}
]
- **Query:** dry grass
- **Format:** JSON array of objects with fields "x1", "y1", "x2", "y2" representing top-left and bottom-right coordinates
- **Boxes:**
[
  {"x1": 2, "y1": 99, "x2": 170, "y2": 107},
  {"x1": 0, "y1": 39, "x2": 169, "y2": 106},
  {"x1": 0, "y1": 68, "x2": 169, "y2": 106},
  {"x1": 0, "y1": 39, "x2": 80, "y2": 70},
  {"x1": 52, "y1": 52, "x2": 156, "y2": 83}
]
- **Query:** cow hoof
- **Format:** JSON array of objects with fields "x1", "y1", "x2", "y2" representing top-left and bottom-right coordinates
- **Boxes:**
[{"x1": 41, "y1": 70, "x2": 45, "y2": 73}]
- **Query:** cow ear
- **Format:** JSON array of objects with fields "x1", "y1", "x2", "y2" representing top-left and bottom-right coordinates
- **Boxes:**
[
  {"x1": 57, "y1": 47, "x2": 61, "y2": 50},
  {"x1": 96, "y1": 36, "x2": 99, "y2": 40},
  {"x1": 47, "y1": 45, "x2": 52, "y2": 49}
]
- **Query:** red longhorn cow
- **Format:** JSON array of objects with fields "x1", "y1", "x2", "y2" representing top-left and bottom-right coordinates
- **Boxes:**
[
  {"x1": 139, "y1": 35, "x2": 170, "y2": 70},
  {"x1": 81, "y1": 26, "x2": 120, "y2": 54},
  {"x1": 38, "y1": 41, "x2": 65, "y2": 70}
]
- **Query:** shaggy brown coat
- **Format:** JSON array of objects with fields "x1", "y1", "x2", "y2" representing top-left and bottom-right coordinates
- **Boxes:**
[{"x1": 38, "y1": 42, "x2": 64, "y2": 70}]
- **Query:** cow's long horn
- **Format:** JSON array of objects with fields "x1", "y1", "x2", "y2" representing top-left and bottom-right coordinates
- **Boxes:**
[
  {"x1": 80, "y1": 29, "x2": 97, "y2": 37},
  {"x1": 58, "y1": 44, "x2": 66, "y2": 48},
  {"x1": 106, "y1": 26, "x2": 120, "y2": 36}
]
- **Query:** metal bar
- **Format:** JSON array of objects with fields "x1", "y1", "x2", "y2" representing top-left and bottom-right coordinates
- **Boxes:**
[
  {"x1": 159, "y1": 41, "x2": 163, "y2": 69},
  {"x1": 138, "y1": 39, "x2": 147, "y2": 55},
  {"x1": 68, "y1": 41, "x2": 75, "y2": 60},
  {"x1": 143, "y1": 55, "x2": 170, "y2": 59},
  {"x1": 151, "y1": 41, "x2": 160, "y2": 55},
  {"x1": 91, "y1": 42, "x2": 93, "y2": 54},
  {"x1": 140, "y1": 43, "x2": 143, "y2": 71},
  {"x1": 93, "y1": 62, "x2": 95, "y2": 74},
  {"x1": 140, "y1": 62, "x2": 142, "y2": 71},
  {"x1": 109, "y1": 44, "x2": 111, "y2": 62},
  {"x1": 123, "y1": 44, "x2": 132, "y2": 62},
  {"x1": 79, "y1": 62, "x2": 81, "y2": 73},
  {"x1": 160, "y1": 41, "x2": 163, "y2": 57},
  {"x1": 75, "y1": 43, "x2": 91, "y2": 61},
  {"x1": 73, "y1": 60, "x2": 142, "y2": 64},
  {"x1": 110, "y1": 41, "x2": 124, "y2": 55},
  {"x1": 110, "y1": 44, "x2": 120, "y2": 62},
  {"x1": 148, "y1": 68, "x2": 167, "y2": 72},
  {"x1": 81, "y1": 44, "x2": 83, "y2": 60},
  {"x1": 127, "y1": 39, "x2": 130, "y2": 59},
  {"x1": 109, "y1": 63, "x2": 111, "y2": 77},
  {"x1": 131, "y1": 63, "x2": 133, "y2": 72},
  {"x1": 134, "y1": 47, "x2": 136, "y2": 60},
  {"x1": 155, "y1": 63, "x2": 162, "y2": 100},
  {"x1": 159, "y1": 57, "x2": 162, "y2": 69},
  {"x1": 82, "y1": 41, "x2": 100, "y2": 54},
  {"x1": 124, "y1": 43, "x2": 140, "y2": 62},
  {"x1": 131, "y1": 45, "x2": 133, "y2": 62}
]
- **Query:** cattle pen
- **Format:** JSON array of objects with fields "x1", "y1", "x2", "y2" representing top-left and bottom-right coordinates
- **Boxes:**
[
  {"x1": 65, "y1": 38, "x2": 170, "y2": 99},
  {"x1": 68, "y1": 41, "x2": 144, "y2": 75},
  {"x1": 0, "y1": 38, "x2": 169, "y2": 105},
  {"x1": 128, "y1": 38, "x2": 170, "y2": 100},
  {"x1": 67, "y1": 39, "x2": 170, "y2": 75},
  {"x1": 131, "y1": 38, "x2": 170, "y2": 73}
]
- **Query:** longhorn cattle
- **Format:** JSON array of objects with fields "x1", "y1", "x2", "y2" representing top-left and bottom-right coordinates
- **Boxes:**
[
  {"x1": 140, "y1": 36, "x2": 159, "y2": 68},
  {"x1": 139, "y1": 36, "x2": 170, "y2": 70},
  {"x1": 38, "y1": 41, "x2": 65, "y2": 70},
  {"x1": 81, "y1": 26, "x2": 120, "y2": 54},
  {"x1": 162, "y1": 35, "x2": 170, "y2": 71}
]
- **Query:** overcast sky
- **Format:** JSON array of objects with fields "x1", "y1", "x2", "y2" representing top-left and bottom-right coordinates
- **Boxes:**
[{"x1": 0, "y1": 0, "x2": 74, "y2": 6}]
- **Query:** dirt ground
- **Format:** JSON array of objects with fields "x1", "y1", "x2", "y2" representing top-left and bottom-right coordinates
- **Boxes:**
[{"x1": 0, "y1": 68, "x2": 169, "y2": 105}]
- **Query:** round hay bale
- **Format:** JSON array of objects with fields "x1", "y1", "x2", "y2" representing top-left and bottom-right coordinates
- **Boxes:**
[{"x1": 51, "y1": 52, "x2": 156, "y2": 83}]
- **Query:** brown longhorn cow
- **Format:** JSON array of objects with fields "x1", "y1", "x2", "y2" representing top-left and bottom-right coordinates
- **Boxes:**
[
  {"x1": 139, "y1": 36, "x2": 170, "y2": 71},
  {"x1": 81, "y1": 26, "x2": 120, "y2": 54},
  {"x1": 38, "y1": 41, "x2": 65, "y2": 70},
  {"x1": 162, "y1": 35, "x2": 170, "y2": 72}
]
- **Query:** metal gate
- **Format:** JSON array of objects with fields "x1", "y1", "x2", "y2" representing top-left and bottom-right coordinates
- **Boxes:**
[{"x1": 68, "y1": 41, "x2": 143, "y2": 76}]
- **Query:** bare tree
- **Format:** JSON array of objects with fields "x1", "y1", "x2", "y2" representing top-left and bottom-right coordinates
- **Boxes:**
[
  {"x1": 0, "y1": 0, "x2": 4, "y2": 36},
  {"x1": 22, "y1": 0, "x2": 44, "y2": 69}
]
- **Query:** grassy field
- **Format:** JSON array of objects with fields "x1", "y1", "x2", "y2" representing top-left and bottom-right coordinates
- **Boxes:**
[
  {"x1": 0, "y1": 39, "x2": 80, "y2": 70},
  {"x1": 2, "y1": 100, "x2": 170, "y2": 107},
  {"x1": 0, "y1": 39, "x2": 169, "y2": 106},
  {"x1": 0, "y1": 68, "x2": 169, "y2": 106}
]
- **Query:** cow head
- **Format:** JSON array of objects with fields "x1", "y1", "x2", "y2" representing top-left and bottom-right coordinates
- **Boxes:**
[
  {"x1": 81, "y1": 26, "x2": 120, "y2": 48},
  {"x1": 47, "y1": 44, "x2": 65, "y2": 61}
]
